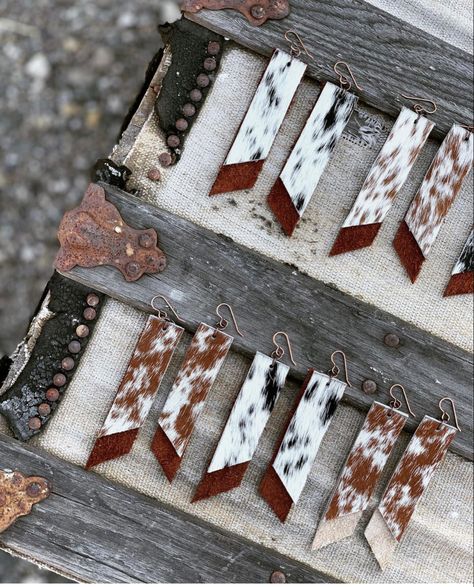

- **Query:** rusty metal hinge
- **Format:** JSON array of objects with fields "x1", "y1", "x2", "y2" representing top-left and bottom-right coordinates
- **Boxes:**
[
  {"x1": 181, "y1": 0, "x2": 290, "y2": 26},
  {"x1": 0, "y1": 470, "x2": 50, "y2": 532}
]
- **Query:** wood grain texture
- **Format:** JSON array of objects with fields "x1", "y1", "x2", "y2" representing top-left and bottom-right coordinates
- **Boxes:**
[
  {"x1": 185, "y1": 0, "x2": 473, "y2": 141},
  {"x1": 60, "y1": 185, "x2": 473, "y2": 460},
  {"x1": 0, "y1": 433, "x2": 336, "y2": 583}
]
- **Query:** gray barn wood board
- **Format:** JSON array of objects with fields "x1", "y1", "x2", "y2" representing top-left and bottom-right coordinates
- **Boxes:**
[
  {"x1": 0, "y1": 434, "x2": 336, "y2": 584},
  {"x1": 59, "y1": 185, "x2": 473, "y2": 461},
  {"x1": 185, "y1": 0, "x2": 474, "y2": 141}
]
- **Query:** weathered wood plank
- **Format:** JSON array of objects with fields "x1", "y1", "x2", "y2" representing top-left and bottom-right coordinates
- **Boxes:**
[
  {"x1": 185, "y1": 0, "x2": 473, "y2": 141},
  {"x1": 60, "y1": 185, "x2": 473, "y2": 460},
  {"x1": 0, "y1": 434, "x2": 336, "y2": 583}
]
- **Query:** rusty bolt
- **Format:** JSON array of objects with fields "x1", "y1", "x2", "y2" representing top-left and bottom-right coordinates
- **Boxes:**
[
  {"x1": 68, "y1": 340, "x2": 81, "y2": 354},
  {"x1": 38, "y1": 403, "x2": 51, "y2": 417},
  {"x1": 28, "y1": 417, "x2": 42, "y2": 431},
  {"x1": 86, "y1": 293, "x2": 100, "y2": 307},
  {"x1": 125, "y1": 261, "x2": 140, "y2": 277},
  {"x1": 167, "y1": 135, "x2": 180, "y2": 148},
  {"x1": 251, "y1": 4, "x2": 266, "y2": 19},
  {"x1": 182, "y1": 103, "x2": 197, "y2": 118},
  {"x1": 61, "y1": 357, "x2": 75, "y2": 371},
  {"x1": 203, "y1": 57, "x2": 217, "y2": 71},
  {"x1": 76, "y1": 324, "x2": 89, "y2": 338},
  {"x1": 53, "y1": 373, "x2": 67, "y2": 387},
  {"x1": 46, "y1": 388, "x2": 60, "y2": 402},
  {"x1": 83, "y1": 307, "x2": 96, "y2": 321},
  {"x1": 139, "y1": 233, "x2": 154, "y2": 248},
  {"x1": 26, "y1": 482, "x2": 42, "y2": 498},
  {"x1": 270, "y1": 570, "x2": 287, "y2": 583},
  {"x1": 147, "y1": 167, "x2": 161, "y2": 182},
  {"x1": 196, "y1": 73, "x2": 210, "y2": 88},
  {"x1": 158, "y1": 152, "x2": 173, "y2": 167},
  {"x1": 384, "y1": 333, "x2": 400, "y2": 348},
  {"x1": 207, "y1": 41, "x2": 221, "y2": 55},
  {"x1": 362, "y1": 379, "x2": 377, "y2": 394}
]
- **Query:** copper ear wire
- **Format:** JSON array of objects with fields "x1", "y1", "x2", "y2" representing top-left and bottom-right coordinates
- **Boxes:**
[
  {"x1": 215, "y1": 303, "x2": 244, "y2": 337},
  {"x1": 389, "y1": 384, "x2": 416, "y2": 417},
  {"x1": 150, "y1": 295, "x2": 183, "y2": 322},
  {"x1": 401, "y1": 93, "x2": 437, "y2": 115},
  {"x1": 329, "y1": 350, "x2": 352, "y2": 387},
  {"x1": 438, "y1": 397, "x2": 461, "y2": 431},
  {"x1": 271, "y1": 331, "x2": 296, "y2": 366},
  {"x1": 333, "y1": 61, "x2": 363, "y2": 92},
  {"x1": 284, "y1": 30, "x2": 315, "y2": 60}
]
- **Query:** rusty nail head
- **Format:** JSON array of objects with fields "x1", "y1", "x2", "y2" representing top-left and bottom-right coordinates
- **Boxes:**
[
  {"x1": 175, "y1": 118, "x2": 189, "y2": 131},
  {"x1": 182, "y1": 103, "x2": 197, "y2": 117},
  {"x1": 139, "y1": 233, "x2": 154, "y2": 248},
  {"x1": 83, "y1": 307, "x2": 97, "y2": 321},
  {"x1": 196, "y1": 73, "x2": 210, "y2": 88},
  {"x1": 384, "y1": 333, "x2": 400, "y2": 348},
  {"x1": 270, "y1": 570, "x2": 286, "y2": 583},
  {"x1": 38, "y1": 403, "x2": 51, "y2": 417},
  {"x1": 203, "y1": 57, "x2": 217, "y2": 71},
  {"x1": 251, "y1": 4, "x2": 266, "y2": 19},
  {"x1": 76, "y1": 324, "x2": 89, "y2": 338},
  {"x1": 147, "y1": 168, "x2": 161, "y2": 182},
  {"x1": 159, "y1": 152, "x2": 173, "y2": 167},
  {"x1": 362, "y1": 379, "x2": 377, "y2": 394},
  {"x1": 189, "y1": 89, "x2": 202, "y2": 103},
  {"x1": 53, "y1": 372, "x2": 67, "y2": 387},
  {"x1": 28, "y1": 417, "x2": 42, "y2": 431},
  {"x1": 26, "y1": 482, "x2": 43, "y2": 498},
  {"x1": 207, "y1": 41, "x2": 221, "y2": 55},
  {"x1": 167, "y1": 135, "x2": 180, "y2": 148},
  {"x1": 46, "y1": 387, "x2": 60, "y2": 402}
]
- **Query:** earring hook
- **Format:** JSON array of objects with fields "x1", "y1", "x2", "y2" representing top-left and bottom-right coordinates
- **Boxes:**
[
  {"x1": 438, "y1": 397, "x2": 461, "y2": 431},
  {"x1": 271, "y1": 331, "x2": 296, "y2": 366},
  {"x1": 333, "y1": 61, "x2": 363, "y2": 92},
  {"x1": 401, "y1": 93, "x2": 437, "y2": 115},
  {"x1": 389, "y1": 384, "x2": 416, "y2": 417},
  {"x1": 284, "y1": 30, "x2": 315, "y2": 60},
  {"x1": 150, "y1": 295, "x2": 183, "y2": 322},
  {"x1": 329, "y1": 350, "x2": 352, "y2": 387},
  {"x1": 215, "y1": 303, "x2": 244, "y2": 337}
]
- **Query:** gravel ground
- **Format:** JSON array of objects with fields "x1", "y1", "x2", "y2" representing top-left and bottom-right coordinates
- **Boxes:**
[{"x1": 0, "y1": 0, "x2": 179, "y2": 581}]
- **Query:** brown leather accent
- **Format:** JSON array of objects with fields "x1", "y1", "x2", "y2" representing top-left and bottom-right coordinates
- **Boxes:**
[
  {"x1": 329, "y1": 223, "x2": 382, "y2": 256},
  {"x1": 192, "y1": 462, "x2": 250, "y2": 502},
  {"x1": 209, "y1": 160, "x2": 265, "y2": 195},
  {"x1": 85, "y1": 429, "x2": 139, "y2": 469},
  {"x1": 259, "y1": 465, "x2": 294, "y2": 523},
  {"x1": 267, "y1": 178, "x2": 300, "y2": 237},
  {"x1": 444, "y1": 271, "x2": 474, "y2": 297},
  {"x1": 151, "y1": 425, "x2": 182, "y2": 482},
  {"x1": 393, "y1": 220, "x2": 425, "y2": 283}
]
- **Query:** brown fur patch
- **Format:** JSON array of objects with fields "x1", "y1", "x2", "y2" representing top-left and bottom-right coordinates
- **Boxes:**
[
  {"x1": 210, "y1": 160, "x2": 265, "y2": 195},
  {"x1": 393, "y1": 220, "x2": 425, "y2": 282},
  {"x1": 330, "y1": 223, "x2": 382, "y2": 256}
]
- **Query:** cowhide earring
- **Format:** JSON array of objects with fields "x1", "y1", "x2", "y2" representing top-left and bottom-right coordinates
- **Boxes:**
[
  {"x1": 312, "y1": 384, "x2": 416, "y2": 550},
  {"x1": 86, "y1": 296, "x2": 184, "y2": 469},
  {"x1": 444, "y1": 227, "x2": 474, "y2": 297},
  {"x1": 210, "y1": 34, "x2": 309, "y2": 196},
  {"x1": 268, "y1": 61, "x2": 360, "y2": 236},
  {"x1": 192, "y1": 332, "x2": 295, "y2": 502},
  {"x1": 330, "y1": 95, "x2": 436, "y2": 255},
  {"x1": 394, "y1": 124, "x2": 474, "y2": 282},
  {"x1": 365, "y1": 397, "x2": 460, "y2": 570},
  {"x1": 259, "y1": 351, "x2": 351, "y2": 522},
  {"x1": 152, "y1": 304, "x2": 243, "y2": 482}
]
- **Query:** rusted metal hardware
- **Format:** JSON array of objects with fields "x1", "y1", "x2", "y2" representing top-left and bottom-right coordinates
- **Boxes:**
[
  {"x1": 55, "y1": 183, "x2": 167, "y2": 282},
  {"x1": 180, "y1": 0, "x2": 290, "y2": 26},
  {"x1": 0, "y1": 470, "x2": 50, "y2": 532},
  {"x1": 384, "y1": 333, "x2": 401, "y2": 348}
]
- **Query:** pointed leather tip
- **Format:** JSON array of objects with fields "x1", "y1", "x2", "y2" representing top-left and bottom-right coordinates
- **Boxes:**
[
  {"x1": 85, "y1": 429, "x2": 139, "y2": 469},
  {"x1": 192, "y1": 462, "x2": 249, "y2": 503},
  {"x1": 151, "y1": 425, "x2": 182, "y2": 482},
  {"x1": 267, "y1": 178, "x2": 300, "y2": 237},
  {"x1": 210, "y1": 160, "x2": 265, "y2": 196},
  {"x1": 259, "y1": 465, "x2": 293, "y2": 523},
  {"x1": 330, "y1": 223, "x2": 382, "y2": 256},
  {"x1": 444, "y1": 271, "x2": 474, "y2": 297},
  {"x1": 393, "y1": 221, "x2": 424, "y2": 283}
]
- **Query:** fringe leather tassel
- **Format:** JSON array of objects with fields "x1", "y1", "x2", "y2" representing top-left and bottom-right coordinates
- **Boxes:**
[
  {"x1": 444, "y1": 228, "x2": 474, "y2": 296},
  {"x1": 393, "y1": 125, "x2": 474, "y2": 282},
  {"x1": 268, "y1": 82, "x2": 358, "y2": 236},
  {"x1": 330, "y1": 108, "x2": 434, "y2": 255},
  {"x1": 152, "y1": 323, "x2": 233, "y2": 482},
  {"x1": 193, "y1": 352, "x2": 289, "y2": 501},
  {"x1": 86, "y1": 316, "x2": 183, "y2": 469},
  {"x1": 260, "y1": 370, "x2": 346, "y2": 522},
  {"x1": 210, "y1": 49, "x2": 306, "y2": 196},
  {"x1": 365, "y1": 417, "x2": 457, "y2": 570},
  {"x1": 312, "y1": 402, "x2": 407, "y2": 549}
]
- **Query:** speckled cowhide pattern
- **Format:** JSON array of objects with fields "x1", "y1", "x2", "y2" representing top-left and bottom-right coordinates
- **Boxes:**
[
  {"x1": 331, "y1": 108, "x2": 434, "y2": 255},
  {"x1": 394, "y1": 125, "x2": 474, "y2": 282},
  {"x1": 86, "y1": 316, "x2": 183, "y2": 469},
  {"x1": 268, "y1": 82, "x2": 357, "y2": 236},
  {"x1": 312, "y1": 402, "x2": 407, "y2": 549},
  {"x1": 444, "y1": 228, "x2": 474, "y2": 296},
  {"x1": 152, "y1": 323, "x2": 233, "y2": 482},
  {"x1": 193, "y1": 352, "x2": 289, "y2": 501},
  {"x1": 210, "y1": 49, "x2": 306, "y2": 195}
]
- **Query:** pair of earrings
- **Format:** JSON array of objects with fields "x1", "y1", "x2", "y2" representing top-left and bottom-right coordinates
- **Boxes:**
[
  {"x1": 86, "y1": 297, "x2": 242, "y2": 473},
  {"x1": 312, "y1": 390, "x2": 460, "y2": 570},
  {"x1": 210, "y1": 32, "x2": 361, "y2": 238}
]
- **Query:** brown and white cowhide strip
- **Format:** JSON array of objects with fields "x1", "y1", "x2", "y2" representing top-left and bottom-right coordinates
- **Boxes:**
[
  {"x1": 268, "y1": 82, "x2": 358, "y2": 236},
  {"x1": 210, "y1": 49, "x2": 307, "y2": 195},
  {"x1": 312, "y1": 402, "x2": 407, "y2": 550},
  {"x1": 365, "y1": 417, "x2": 457, "y2": 570},
  {"x1": 330, "y1": 108, "x2": 434, "y2": 255},
  {"x1": 86, "y1": 316, "x2": 183, "y2": 469},
  {"x1": 152, "y1": 323, "x2": 233, "y2": 482},
  {"x1": 393, "y1": 125, "x2": 474, "y2": 282},
  {"x1": 444, "y1": 228, "x2": 474, "y2": 297},
  {"x1": 193, "y1": 352, "x2": 289, "y2": 501},
  {"x1": 260, "y1": 370, "x2": 346, "y2": 522}
]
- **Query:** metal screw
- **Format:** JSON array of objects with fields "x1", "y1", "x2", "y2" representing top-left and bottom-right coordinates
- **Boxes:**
[
  {"x1": 384, "y1": 333, "x2": 400, "y2": 348},
  {"x1": 362, "y1": 379, "x2": 377, "y2": 394},
  {"x1": 251, "y1": 4, "x2": 266, "y2": 19},
  {"x1": 270, "y1": 570, "x2": 287, "y2": 583}
]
